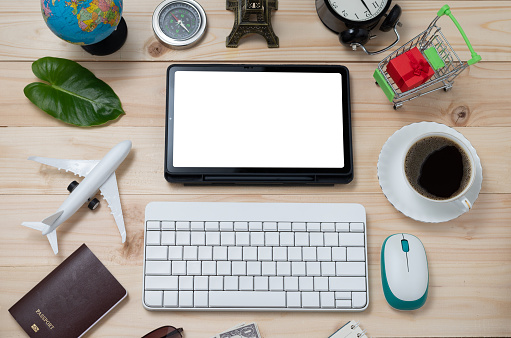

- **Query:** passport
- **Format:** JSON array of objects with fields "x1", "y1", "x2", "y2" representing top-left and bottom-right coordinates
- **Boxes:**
[{"x1": 9, "y1": 244, "x2": 127, "y2": 338}]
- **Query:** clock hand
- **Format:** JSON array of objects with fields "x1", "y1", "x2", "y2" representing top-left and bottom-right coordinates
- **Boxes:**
[{"x1": 360, "y1": 0, "x2": 372, "y2": 15}]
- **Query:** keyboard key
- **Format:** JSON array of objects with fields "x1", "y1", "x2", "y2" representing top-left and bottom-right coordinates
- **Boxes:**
[
  {"x1": 307, "y1": 222, "x2": 320, "y2": 231},
  {"x1": 221, "y1": 232, "x2": 235, "y2": 246},
  {"x1": 295, "y1": 232, "x2": 309, "y2": 246},
  {"x1": 236, "y1": 232, "x2": 250, "y2": 246},
  {"x1": 161, "y1": 231, "x2": 175, "y2": 245},
  {"x1": 335, "y1": 292, "x2": 351, "y2": 299},
  {"x1": 335, "y1": 223, "x2": 349, "y2": 232},
  {"x1": 243, "y1": 247, "x2": 258, "y2": 261},
  {"x1": 234, "y1": 222, "x2": 248, "y2": 231},
  {"x1": 336, "y1": 299, "x2": 351, "y2": 308},
  {"x1": 273, "y1": 247, "x2": 287, "y2": 261},
  {"x1": 321, "y1": 262, "x2": 336, "y2": 276},
  {"x1": 228, "y1": 247, "x2": 243, "y2": 261},
  {"x1": 146, "y1": 231, "x2": 161, "y2": 245},
  {"x1": 209, "y1": 276, "x2": 223, "y2": 290},
  {"x1": 263, "y1": 222, "x2": 277, "y2": 231},
  {"x1": 317, "y1": 247, "x2": 332, "y2": 261},
  {"x1": 324, "y1": 233, "x2": 339, "y2": 247},
  {"x1": 205, "y1": 222, "x2": 219, "y2": 231},
  {"x1": 191, "y1": 222, "x2": 204, "y2": 231},
  {"x1": 213, "y1": 246, "x2": 228, "y2": 260},
  {"x1": 310, "y1": 233, "x2": 324, "y2": 246},
  {"x1": 194, "y1": 291, "x2": 208, "y2": 307},
  {"x1": 250, "y1": 232, "x2": 265, "y2": 246},
  {"x1": 291, "y1": 262, "x2": 306, "y2": 276},
  {"x1": 220, "y1": 222, "x2": 234, "y2": 231},
  {"x1": 258, "y1": 247, "x2": 272, "y2": 261},
  {"x1": 176, "y1": 222, "x2": 190, "y2": 230},
  {"x1": 332, "y1": 247, "x2": 347, "y2": 261},
  {"x1": 163, "y1": 291, "x2": 178, "y2": 307},
  {"x1": 292, "y1": 222, "x2": 306, "y2": 231},
  {"x1": 191, "y1": 232, "x2": 205, "y2": 246},
  {"x1": 254, "y1": 276, "x2": 269, "y2": 291},
  {"x1": 145, "y1": 291, "x2": 163, "y2": 307},
  {"x1": 303, "y1": 247, "x2": 317, "y2": 261},
  {"x1": 187, "y1": 261, "x2": 201, "y2": 275},
  {"x1": 179, "y1": 291, "x2": 193, "y2": 307},
  {"x1": 224, "y1": 276, "x2": 238, "y2": 290},
  {"x1": 287, "y1": 292, "x2": 301, "y2": 307},
  {"x1": 277, "y1": 262, "x2": 291, "y2": 276},
  {"x1": 198, "y1": 246, "x2": 213, "y2": 260},
  {"x1": 306, "y1": 262, "x2": 321, "y2": 276},
  {"x1": 161, "y1": 221, "x2": 175, "y2": 230},
  {"x1": 262, "y1": 262, "x2": 276, "y2": 276},
  {"x1": 352, "y1": 292, "x2": 367, "y2": 308},
  {"x1": 278, "y1": 222, "x2": 292, "y2": 231},
  {"x1": 336, "y1": 262, "x2": 366, "y2": 276},
  {"x1": 288, "y1": 247, "x2": 302, "y2": 261},
  {"x1": 329, "y1": 277, "x2": 366, "y2": 291},
  {"x1": 172, "y1": 261, "x2": 187, "y2": 275},
  {"x1": 321, "y1": 222, "x2": 335, "y2": 232},
  {"x1": 217, "y1": 261, "x2": 231, "y2": 275},
  {"x1": 302, "y1": 292, "x2": 320, "y2": 308},
  {"x1": 202, "y1": 261, "x2": 216, "y2": 275},
  {"x1": 284, "y1": 276, "x2": 298, "y2": 291},
  {"x1": 350, "y1": 222, "x2": 365, "y2": 232},
  {"x1": 269, "y1": 276, "x2": 284, "y2": 291},
  {"x1": 146, "y1": 261, "x2": 171, "y2": 275},
  {"x1": 176, "y1": 231, "x2": 191, "y2": 245},
  {"x1": 146, "y1": 221, "x2": 160, "y2": 230},
  {"x1": 247, "y1": 262, "x2": 261, "y2": 276},
  {"x1": 194, "y1": 276, "x2": 209, "y2": 290},
  {"x1": 183, "y1": 246, "x2": 197, "y2": 260},
  {"x1": 314, "y1": 277, "x2": 329, "y2": 291},
  {"x1": 265, "y1": 232, "x2": 279, "y2": 246},
  {"x1": 206, "y1": 232, "x2": 221, "y2": 246},
  {"x1": 209, "y1": 291, "x2": 286, "y2": 308},
  {"x1": 320, "y1": 292, "x2": 335, "y2": 308},
  {"x1": 232, "y1": 261, "x2": 246, "y2": 275},
  {"x1": 280, "y1": 232, "x2": 294, "y2": 246},
  {"x1": 179, "y1": 276, "x2": 193, "y2": 290},
  {"x1": 168, "y1": 246, "x2": 183, "y2": 260},
  {"x1": 339, "y1": 233, "x2": 365, "y2": 246},
  {"x1": 145, "y1": 276, "x2": 178, "y2": 290},
  {"x1": 146, "y1": 246, "x2": 168, "y2": 260},
  {"x1": 299, "y1": 277, "x2": 314, "y2": 291},
  {"x1": 347, "y1": 247, "x2": 365, "y2": 261},
  {"x1": 249, "y1": 222, "x2": 263, "y2": 231},
  {"x1": 239, "y1": 276, "x2": 254, "y2": 290}
]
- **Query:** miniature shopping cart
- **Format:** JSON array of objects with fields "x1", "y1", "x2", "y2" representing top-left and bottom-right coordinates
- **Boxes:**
[{"x1": 373, "y1": 5, "x2": 481, "y2": 109}]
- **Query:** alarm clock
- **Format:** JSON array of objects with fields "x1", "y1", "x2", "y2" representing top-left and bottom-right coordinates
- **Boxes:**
[{"x1": 316, "y1": 0, "x2": 402, "y2": 55}]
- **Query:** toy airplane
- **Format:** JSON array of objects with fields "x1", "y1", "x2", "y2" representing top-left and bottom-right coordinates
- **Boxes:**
[{"x1": 22, "y1": 140, "x2": 132, "y2": 254}]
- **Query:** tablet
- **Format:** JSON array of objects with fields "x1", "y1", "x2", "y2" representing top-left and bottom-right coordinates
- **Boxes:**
[{"x1": 165, "y1": 64, "x2": 353, "y2": 184}]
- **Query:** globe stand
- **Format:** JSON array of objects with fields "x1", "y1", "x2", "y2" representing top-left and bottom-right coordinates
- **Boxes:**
[{"x1": 81, "y1": 17, "x2": 128, "y2": 56}]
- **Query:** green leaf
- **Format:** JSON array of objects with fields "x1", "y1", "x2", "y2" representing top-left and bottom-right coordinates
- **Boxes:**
[{"x1": 24, "y1": 57, "x2": 125, "y2": 127}]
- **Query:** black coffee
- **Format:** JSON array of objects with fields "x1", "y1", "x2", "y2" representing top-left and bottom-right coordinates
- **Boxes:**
[{"x1": 404, "y1": 136, "x2": 472, "y2": 200}]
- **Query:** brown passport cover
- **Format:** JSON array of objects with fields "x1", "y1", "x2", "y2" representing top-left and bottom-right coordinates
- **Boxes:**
[{"x1": 9, "y1": 244, "x2": 127, "y2": 338}]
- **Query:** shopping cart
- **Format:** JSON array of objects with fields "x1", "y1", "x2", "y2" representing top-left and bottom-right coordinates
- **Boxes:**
[{"x1": 373, "y1": 5, "x2": 481, "y2": 109}]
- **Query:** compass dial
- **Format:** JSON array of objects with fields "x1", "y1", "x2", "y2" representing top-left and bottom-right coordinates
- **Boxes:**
[{"x1": 159, "y1": 2, "x2": 201, "y2": 41}]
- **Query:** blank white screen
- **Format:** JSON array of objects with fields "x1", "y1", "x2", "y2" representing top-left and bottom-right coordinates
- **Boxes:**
[{"x1": 173, "y1": 71, "x2": 344, "y2": 168}]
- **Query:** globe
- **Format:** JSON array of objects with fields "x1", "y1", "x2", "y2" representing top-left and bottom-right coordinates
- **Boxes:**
[{"x1": 41, "y1": 0, "x2": 123, "y2": 46}]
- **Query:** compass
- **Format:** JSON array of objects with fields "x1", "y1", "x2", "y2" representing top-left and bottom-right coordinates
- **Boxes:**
[{"x1": 152, "y1": 0, "x2": 207, "y2": 49}]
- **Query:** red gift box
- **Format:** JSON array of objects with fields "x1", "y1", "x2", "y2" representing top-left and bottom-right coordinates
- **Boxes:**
[{"x1": 386, "y1": 47, "x2": 435, "y2": 92}]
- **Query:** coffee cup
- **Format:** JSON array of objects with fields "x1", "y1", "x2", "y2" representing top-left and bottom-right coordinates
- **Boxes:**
[{"x1": 402, "y1": 132, "x2": 475, "y2": 211}]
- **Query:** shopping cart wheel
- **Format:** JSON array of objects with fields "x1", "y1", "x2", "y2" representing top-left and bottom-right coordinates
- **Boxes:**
[
  {"x1": 375, "y1": 81, "x2": 379, "y2": 86},
  {"x1": 393, "y1": 103, "x2": 403, "y2": 110},
  {"x1": 444, "y1": 87, "x2": 452, "y2": 92}
]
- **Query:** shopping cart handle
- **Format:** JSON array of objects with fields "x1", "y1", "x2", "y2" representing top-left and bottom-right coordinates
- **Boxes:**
[{"x1": 437, "y1": 4, "x2": 482, "y2": 65}]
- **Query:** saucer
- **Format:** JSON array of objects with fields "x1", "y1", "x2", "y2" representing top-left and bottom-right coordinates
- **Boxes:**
[{"x1": 377, "y1": 122, "x2": 483, "y2": 223}]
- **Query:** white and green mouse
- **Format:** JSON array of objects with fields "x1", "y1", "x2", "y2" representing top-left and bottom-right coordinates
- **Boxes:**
[{"x1": 381, "y1": 233, "x2": 429, "y2": 310}]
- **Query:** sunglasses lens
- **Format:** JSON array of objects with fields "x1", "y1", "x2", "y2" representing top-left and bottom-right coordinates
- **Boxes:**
[{"x1": 142, "y1": 326, "x2": 182, "y2": 338}]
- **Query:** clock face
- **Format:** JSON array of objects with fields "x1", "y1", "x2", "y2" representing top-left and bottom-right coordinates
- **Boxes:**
[{"x1": 327, "y1": 0, "x2": 390, "y2": 23}]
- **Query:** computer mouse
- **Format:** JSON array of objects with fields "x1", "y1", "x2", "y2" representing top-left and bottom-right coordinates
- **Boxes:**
[{"x1": 381, "y1": 233, "x2": 429, "y2": 310}]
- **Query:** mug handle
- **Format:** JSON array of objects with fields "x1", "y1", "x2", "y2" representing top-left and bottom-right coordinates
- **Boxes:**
[{"x1": 457, "y1": 197, "x2": 472, "y2": 212}]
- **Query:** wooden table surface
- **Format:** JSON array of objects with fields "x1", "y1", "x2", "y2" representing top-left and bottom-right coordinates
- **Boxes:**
[{"x1": 1, "y1": 0, "x2": 510, "y2": 337}]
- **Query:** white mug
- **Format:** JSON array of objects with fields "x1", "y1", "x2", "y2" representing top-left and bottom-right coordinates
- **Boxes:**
[{"x1": 402, "y1": 132, "x2": 476, "y2": 212}]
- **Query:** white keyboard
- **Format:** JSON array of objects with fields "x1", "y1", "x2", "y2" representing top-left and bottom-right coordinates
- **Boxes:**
[{"x1": 143, "y1": 202, "x2": 368, "y2": 311}]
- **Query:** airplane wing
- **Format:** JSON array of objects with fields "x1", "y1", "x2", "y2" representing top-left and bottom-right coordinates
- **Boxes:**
[
  {"x1": 99, "y1": 173, "x2": 126, "y2": 243},
  {"x1": 28, "y1": 157, "x2": 99, "y2": 178}
]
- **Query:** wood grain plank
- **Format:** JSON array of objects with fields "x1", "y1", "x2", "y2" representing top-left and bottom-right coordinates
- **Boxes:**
[
  {"x1": 0, "y1": 126, "x2": 507, "y2": 194},
  {"x1": 1, "y1": 194, "x2": 510, "y2": 337},
  {"x1": 1, "y1": 61, "x2": 510, "y2": 128},
  {"x1": 0, "y1": 1, "x2": 508, "y2": 62}
]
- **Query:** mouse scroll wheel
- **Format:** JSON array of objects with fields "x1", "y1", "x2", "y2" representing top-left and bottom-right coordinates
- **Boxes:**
[{"x1": 401, "y1": 239, "x2": 409, "y2": 252}]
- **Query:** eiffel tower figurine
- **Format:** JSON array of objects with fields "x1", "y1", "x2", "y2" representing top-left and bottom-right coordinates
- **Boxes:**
[{"x1": 226, "y1": 0, "x2": 279, "y2": 48}]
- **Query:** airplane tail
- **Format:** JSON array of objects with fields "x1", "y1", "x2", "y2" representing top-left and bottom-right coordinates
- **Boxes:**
[{"x1": 22, "y1": 210, "x2": 63, "y2": 254}]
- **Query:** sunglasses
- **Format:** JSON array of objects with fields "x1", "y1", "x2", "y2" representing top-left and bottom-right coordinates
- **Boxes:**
[{"x1": 142, "y1": 326, "x2": 184, "y2": 338}]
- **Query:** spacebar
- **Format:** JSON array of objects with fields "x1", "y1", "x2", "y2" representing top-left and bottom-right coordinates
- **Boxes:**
[{"x1": 209, "y1": 291, "x2": 286, "y2": 308}]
